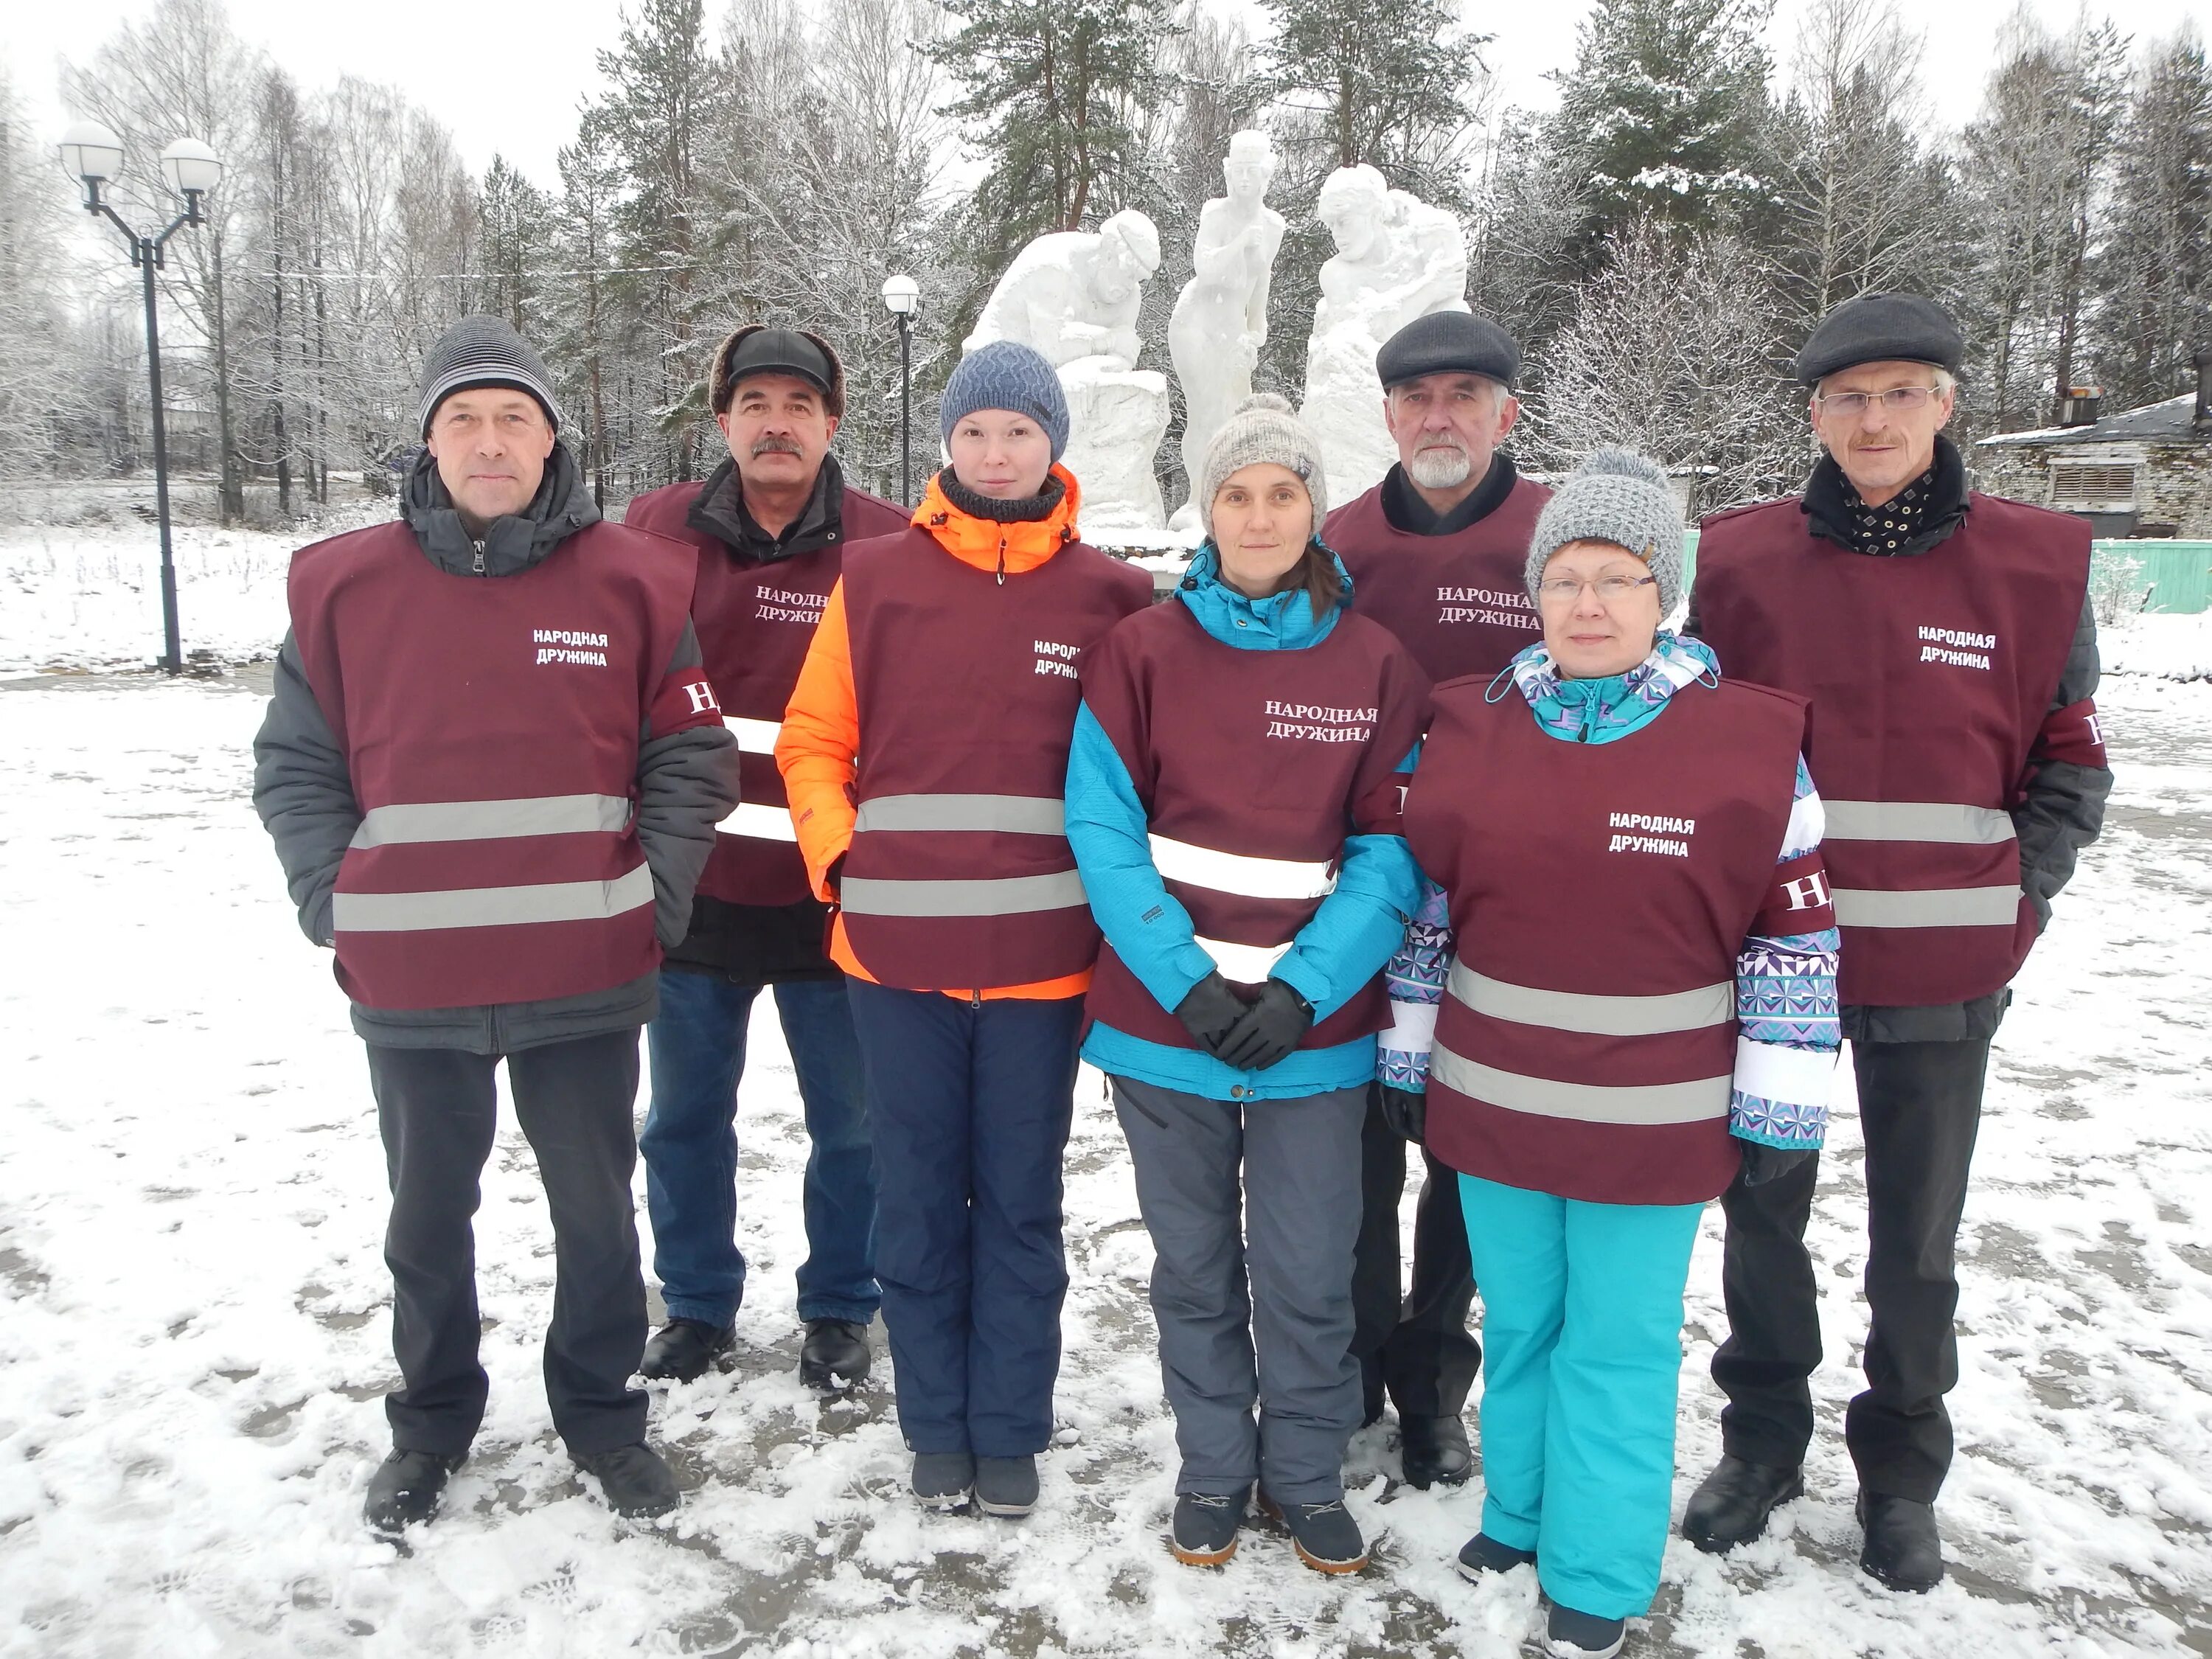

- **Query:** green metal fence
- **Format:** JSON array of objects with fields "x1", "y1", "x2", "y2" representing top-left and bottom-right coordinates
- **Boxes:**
[{"x1": 1678, "y1": 535, "x2": 2212, "y2": 615}]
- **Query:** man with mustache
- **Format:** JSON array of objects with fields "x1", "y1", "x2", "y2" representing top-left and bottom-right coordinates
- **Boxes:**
[
  {"x1": 1320, "y1": 310, "x2": 1551, "y2": 1490},
  {"x1": 1684, "y1": 292, "x2": 2110, "y2": 1593},
  {"x1": 252, "y1": 315, "x2": 741, "y2": 1531},
  {"x1": 623, "y1": 327, "x2": 909, "y2": 1390}
]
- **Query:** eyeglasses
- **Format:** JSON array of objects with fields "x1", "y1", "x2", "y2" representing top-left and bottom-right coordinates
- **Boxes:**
[
  {"x1": 1813, "y1": 386, "x2": 1945, "y2": 419},
  {"x1": 1536, "y1": 574, "x2": 1658, "y2": 602}
]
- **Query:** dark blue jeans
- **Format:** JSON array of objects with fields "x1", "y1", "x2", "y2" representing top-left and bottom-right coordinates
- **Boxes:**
[
  {"x1": 640, "y1": 971, "x2": 879, "y2": 1328},
  {"x1": 846, "y1": 981, "x2": 1084, "y2": 1458}
]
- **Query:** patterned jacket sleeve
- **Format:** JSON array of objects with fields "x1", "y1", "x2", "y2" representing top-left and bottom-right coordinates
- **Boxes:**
[
  {"x1": 1730, "y1": 756, "x2": 1843, "y2": 1149},
  {"x1": 1378, "y1": 876, "x2": 1453, "y2": 1091}
]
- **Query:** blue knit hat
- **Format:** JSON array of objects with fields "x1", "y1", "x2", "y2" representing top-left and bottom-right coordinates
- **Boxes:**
[{"x1": 941, "y1": 341, "x2": 1070, "y2": 462}]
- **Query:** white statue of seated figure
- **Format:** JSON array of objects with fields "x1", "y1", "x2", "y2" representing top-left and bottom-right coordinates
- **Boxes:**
[
  {"x1": 1300, "y1": 165, "x2": 1471, "y2": 501},
  {"x1": 964, "y1": 211, "x2": 1170, "y2": 532}
]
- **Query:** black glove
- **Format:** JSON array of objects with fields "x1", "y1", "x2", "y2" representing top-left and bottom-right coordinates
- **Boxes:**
[
  {"x1": 1217, "y1": 979, "x2": 1315, "y2": 1073},
  {"x1": 1379, "y1": 1085, "x2": 1427, "y2": 1144},
  {"x1": 1174, "y1": 972, "x2": 1249, "y2": 1057},
  {"x1": 1738, "y1": 1141, "x2": 1816, "y2": 1189}
]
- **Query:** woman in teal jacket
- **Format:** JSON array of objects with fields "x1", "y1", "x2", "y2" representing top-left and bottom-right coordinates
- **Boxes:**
[{"x1": 1065, "y1": 395, "x2": 1427, "y2": 1576}]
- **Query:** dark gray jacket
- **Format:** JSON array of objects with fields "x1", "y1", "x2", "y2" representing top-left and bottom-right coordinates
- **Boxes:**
[
  {"x1": 1688, "y1": 437, "x2": 2112, "y2": 1043},
  {"x1": 251, "y1": 447, "x2": 741, "y2": 1053}
]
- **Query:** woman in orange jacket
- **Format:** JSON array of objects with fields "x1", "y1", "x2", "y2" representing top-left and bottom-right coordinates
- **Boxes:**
[{"x1": 778, "y1": 341, "x2": 1153, "y2": 1517}]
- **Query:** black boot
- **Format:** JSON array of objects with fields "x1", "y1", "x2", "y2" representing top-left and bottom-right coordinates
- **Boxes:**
[
  {"x1": 1680, "y1": 1454, "x2": 1804, "y2": 1553},
  {"x1": 1857, "y1": 1492, "x2": 1944, "y2": 1592},
  {"x1": 640, "y1": 1317, "x2": 734, "y2": 1382},
  {"x1": 911, "y1": 1450, "x2": 975, "y2": 1510},
  {"x1": 799, "y1": 1318, "x2": 872, "y2": 1388},
  {"x1": 1260, "y1": 1493, "x2": 1369, "y2": 1574},
  {"x1": 574, "y1": 1442, "x2": 681, "y2": 1517},
  {"x1": 975, "y1": 1454, "x2": 1040, "y2": 1517},
  {"x1": 1171, "y1": 1489, "x2": 1248, "y2": 1565},
  {"x1": 363, "y1": 1448, "x2": 465, "y2": 1536},
  {"x1": 1399, "y1": 1413, "x2": 1473, "y2": 1489}
]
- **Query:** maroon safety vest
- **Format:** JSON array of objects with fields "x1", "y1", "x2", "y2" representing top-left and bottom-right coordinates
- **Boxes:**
[
  {"x1": 625, "y1": 474, "x2": 908, "y2": 906},
  {"x1": 838, "y1": 530, "x2": 1155, "y2": 990},
  {"x1": 1324, "y1": 474, "x2": 1551, "y2": 683},
  {"x1": 1406, "y1": 675, "x2": 1807, "y2": 1206},
  {"x1": 288, "y1": 518, "x2": 712, "y2": 1010},
  {"x1": 1079, "y1": 599, "x2": 1430, "y2": 1049},
  {"x1": 1694, "y1": 494, "x2": 2088, "y2": 1006}
]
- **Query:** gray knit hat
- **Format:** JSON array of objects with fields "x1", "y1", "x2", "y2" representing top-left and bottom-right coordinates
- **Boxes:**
[
  {"x1": 1525, "y1": 448, "x2": 1684, "y2": 613},
  {"x1": 417, "y1": 315, "x2": 561, "y2": 438},
  {"x1": 940, "y1": 340, "x2": 1070, "y2": 461},
  {"x1": 1198, "y1": 393, "x2": 1327, "y2": 539}
]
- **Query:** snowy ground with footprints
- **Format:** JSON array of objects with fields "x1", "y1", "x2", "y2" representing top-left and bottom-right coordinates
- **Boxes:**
[{"x1": 2, "y1": 525, "x2": 2211, "y2": 1657}]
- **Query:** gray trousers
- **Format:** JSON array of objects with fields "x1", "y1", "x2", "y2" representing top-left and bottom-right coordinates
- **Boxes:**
[{"x1": 1113, "y1": 1077, "x2": 1368, "y2": 1504}]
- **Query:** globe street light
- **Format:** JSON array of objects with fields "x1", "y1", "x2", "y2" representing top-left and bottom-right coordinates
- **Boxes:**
[
  {"x1": 881, "y1": 274, "x2": 921, "y2": 507},
  {"x1": 59, "y1": 120, "x2": 226, "y2": 675}
]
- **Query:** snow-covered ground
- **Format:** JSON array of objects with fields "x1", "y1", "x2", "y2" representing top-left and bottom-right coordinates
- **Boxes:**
[{"x1": 1, "y1": 554, "x2": 2210, "y2": 1658}]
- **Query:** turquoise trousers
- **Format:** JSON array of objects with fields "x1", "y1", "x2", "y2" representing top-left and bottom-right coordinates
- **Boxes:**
[{"x1": 1459, "y1": 1173, "x2": 1703, "y2": 1620}]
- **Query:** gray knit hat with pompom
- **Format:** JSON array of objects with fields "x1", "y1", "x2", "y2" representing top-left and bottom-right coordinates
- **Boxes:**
[
  {"x1": 1198, "y1": 392, "x2": 1329, "y2": 540},
  {"x1": 1525, "y1": 447, "x2": 1685, "y2": 614}
]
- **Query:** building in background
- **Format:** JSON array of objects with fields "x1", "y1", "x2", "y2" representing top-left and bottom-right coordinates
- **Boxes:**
[{"x1": 1978, "y1": 352, "x2": 2212, "y2": 539}]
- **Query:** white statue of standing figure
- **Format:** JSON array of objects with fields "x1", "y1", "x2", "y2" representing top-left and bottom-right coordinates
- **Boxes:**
[
  {"x1": 1168, "y1": 131, "x2": 1287, "y2": 527},
  {"x1": 962, "y1": 209, "x2": 1170, "y2": 531},
  {"x1": 1299, "y1": 164, "x2": 1472, "y2": 501}
]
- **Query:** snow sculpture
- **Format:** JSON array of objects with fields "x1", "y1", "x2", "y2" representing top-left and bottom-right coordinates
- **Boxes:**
[
  {"x1": 963, "y1": 209, "x2": 1171, "y2": 532},
  {"x1": 1167, "y1": 131, "x2": 1287, "y2": 528},
  {"x1": 1298, "y1": 165, "x2": 1472, "y2": 501}
]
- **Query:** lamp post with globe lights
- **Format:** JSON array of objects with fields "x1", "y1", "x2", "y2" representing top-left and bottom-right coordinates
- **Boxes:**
[
  {"x1": 880, "y1": 274, "x2": 920, "y2": 507},
  {"x1": 59, "y1": 121, "x2": 225, "y2": 675}
]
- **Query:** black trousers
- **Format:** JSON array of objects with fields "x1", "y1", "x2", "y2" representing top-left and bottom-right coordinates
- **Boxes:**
[
  {"x1": 1712, "y1": 1036, "x2": 1989, "y2": 1503},
  {"x1": 367, "y1": 1031, "x2": 650, "y2": 1458},
  {"x1": 1349, "y1": 1085, "x2": 1481, "y2": 1421}
]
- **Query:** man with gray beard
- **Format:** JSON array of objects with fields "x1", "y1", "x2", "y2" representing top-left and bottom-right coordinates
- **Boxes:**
[{"x1": 1321, "y1": 310, "x2": 1551, "y2": 1491}]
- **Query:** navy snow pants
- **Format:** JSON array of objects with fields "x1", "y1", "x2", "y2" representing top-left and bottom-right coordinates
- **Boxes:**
[{"x1": 845, "y1": 981, "x2": 1084, "y2": 1458}]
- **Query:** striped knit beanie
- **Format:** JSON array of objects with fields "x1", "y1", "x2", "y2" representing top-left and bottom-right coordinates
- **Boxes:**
[
  {"x1": 1525, "y1": 448, "x2": 1684, "y2": 614},
  {"x1": 417, "y1": 315, "x2": 562, "y2": 438},
  {"x1": 941, "y1": 340, "x2": 1071, "y2": 462}
]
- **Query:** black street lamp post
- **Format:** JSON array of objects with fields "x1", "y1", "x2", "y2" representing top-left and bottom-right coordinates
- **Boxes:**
[
  {"x1": 60, "y1": 123, "x2": 225, "y2": 676},
  {"x1": 881, "y1": 274, "x2": 920, "y2": 507}
]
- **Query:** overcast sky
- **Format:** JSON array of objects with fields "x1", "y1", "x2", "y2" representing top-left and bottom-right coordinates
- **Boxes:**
[{"x1": 8, "y1": 0, "x2": 2208, "y2": 197}]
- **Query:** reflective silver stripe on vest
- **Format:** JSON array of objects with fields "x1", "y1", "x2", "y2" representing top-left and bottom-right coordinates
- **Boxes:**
[
  {"x1": 727, "y1": 717, "x2": 782, "y2": 756},
  {"x1": 1821, "y1": 800, "x2": 2016, "y2": 845},
  {"x1": 839, "y1": 870, "x2": 1089, "y2": 918},
  {"x1": 1193, "y1": 936, "x2": 1294, "y2": 984},
  {"x1": 1149, "y1": 834, "x2": 1336, "y2": 901},
  {"x1": 1830, "y1": 886, "x2": 2023, "y2": 928},
  {"x1": 1430, "y1": 1044, "x2": 1731, "y2": 1125},
  {"x1": 853, "y1": 793, "x2": 1068, "y2": 835},
  {"x1": 719, "y1": 801, "x2": 799, "y2": 842},
  {"x1": 1447, "y1": 961, "x2": 1732, "y2": 1036},
  {"x1": 333, "y1": 863, "x2": 655, "y2": 932},
  {"x1": 349, "y1": 793, "x2": 632, "y2": 849}
]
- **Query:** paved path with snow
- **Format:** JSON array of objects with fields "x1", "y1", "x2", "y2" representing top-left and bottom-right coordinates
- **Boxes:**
[{"x1": 1, "y1": 669, "x2": 2208, "y2": 1658}]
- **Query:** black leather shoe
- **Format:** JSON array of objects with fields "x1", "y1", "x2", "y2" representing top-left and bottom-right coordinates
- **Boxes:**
[
  {"x1": 1399, "y1": 1413, "x2": 1473, "y2": 1489},
  {"x1": 364, "y1": 1448, "x2": 465, "y2": 1535},
  {"x1": 1680, "y1": 1454, "x2": 1804, "y2": 1553},
  {"x1": 640, "y1": 1317, "x2": 734, "y2": 1382},
  {"x1": 574, "y1": 1441, "x2": 681, "y2": 1517},
  {"x1": 799, "y1": 1318, "x2": 872, "y2": 1388},
  {"x1": 1857, "y1": 1491, "x2": 1944, "y2": 1592}
]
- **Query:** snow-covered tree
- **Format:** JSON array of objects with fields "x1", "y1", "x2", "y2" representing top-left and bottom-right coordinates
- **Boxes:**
[{"x1": 0, "y1": 69, "x2": 88, "y2": 485}]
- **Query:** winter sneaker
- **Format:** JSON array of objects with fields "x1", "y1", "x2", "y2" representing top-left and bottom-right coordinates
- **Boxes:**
[
  {"x1": 1455, "y1": 1531, "x2": 1537, "y2": 1581},
  {"x1": 911, "y1": 1450, "x2": 975, "y2": 1510},
  {"x1": 1260, "y1": 1493, "x2": 1368, "y2": 1574},
  {"x1": 1546, "y1": 1604, "x2": 1627, "y2": 1658},
  {"x1": 363, "y1": 1448, "x2": 465, "y2": 1536},
  {"x1": 1170, "y1": 1489, "x2": 1248, "y2": 1566},
  {"x1": 1857, "y1": 1491, "x2": 1944, "y2": 1593},
  {"x1": 1399, "y1": 1412, "x2": 1474, "y2": 1489},
  {"x1": 573, "y1": 1442, "x2": 681, "y2": 1518},
  {"x1": 973, "y1": 1455, "x2": 1040, "y2": 1517},
  {"x1": 798, "y1": 1318, "x2": 872, "y2": 1389},
  {"x1": 1680, "y1": 1454, "x2": 1804, "y2": 1554},
  {"x1": 640, "y1": 1317, "x2": 734, "y2": 1382}
]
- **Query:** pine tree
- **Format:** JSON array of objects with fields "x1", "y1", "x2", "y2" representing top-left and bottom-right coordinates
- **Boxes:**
[{"x1": 2093, "y1": 30, "x2": 2212, "y2": 408}]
